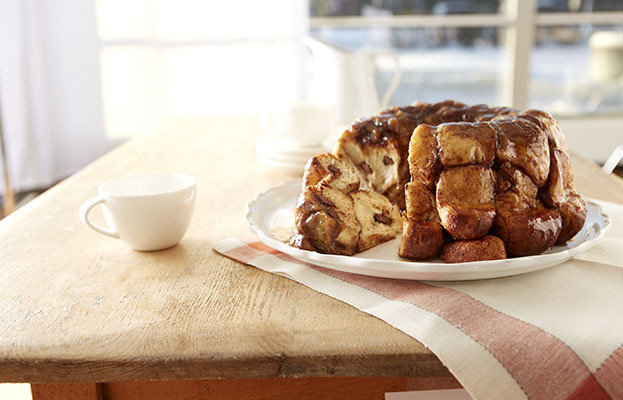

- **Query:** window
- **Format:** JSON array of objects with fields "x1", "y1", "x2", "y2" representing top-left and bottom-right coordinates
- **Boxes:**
[
  {"x1": 94, "y1": 0, "x2": 621, "y2": 159},
  {"x1": 310, "y1": 0, "x2": 623, "y2": 117},
  {"x1": 95, "y1": 0, "x2": 307, "y2": 138}
]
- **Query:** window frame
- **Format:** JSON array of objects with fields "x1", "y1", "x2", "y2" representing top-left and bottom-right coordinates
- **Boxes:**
[{"x1": 310, "y1": 2, "x2": 623, "y2": 111}]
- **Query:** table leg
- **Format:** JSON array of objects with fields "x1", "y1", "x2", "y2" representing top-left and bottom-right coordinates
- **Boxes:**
[{"x1": 31, "y1": 382, "x2": 102, "y2": 400}]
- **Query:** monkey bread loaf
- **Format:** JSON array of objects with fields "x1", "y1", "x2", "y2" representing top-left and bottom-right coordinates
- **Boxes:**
[{"x1": 290, "y1": 100, "x2": 587, "y2": 262}]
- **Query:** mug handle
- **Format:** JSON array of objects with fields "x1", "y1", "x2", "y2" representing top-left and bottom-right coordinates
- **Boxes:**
[
  {"x1": 373, "y1": 50, "x2": 402, "y2": 108},
  {"x1": 79, "y1": 195, "x2": 120, "y2": 239}
]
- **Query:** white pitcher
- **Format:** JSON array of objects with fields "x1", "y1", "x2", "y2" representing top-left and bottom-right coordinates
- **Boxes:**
[{"x1": 304, "y1": 37, "x2": 402, "y2": 125}]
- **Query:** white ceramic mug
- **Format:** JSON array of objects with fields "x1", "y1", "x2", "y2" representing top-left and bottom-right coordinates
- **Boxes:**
[
  {"x1": 260, "y1": 102, "x2": 336, "y2": 147},
  {"x1": 79, "y1": 174, "x2": 196, "y2": 251}
]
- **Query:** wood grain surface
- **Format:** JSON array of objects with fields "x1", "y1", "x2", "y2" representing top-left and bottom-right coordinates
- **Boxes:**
[
  {"x1": 31, "y1": 382, "x2": 101, "y2": 400},
  {"x1": 102, "y1": 377, "x2": 461, "y2": 400},
  {"x1": 0, "y1": 115, "x2": 621, "y2": 383}
]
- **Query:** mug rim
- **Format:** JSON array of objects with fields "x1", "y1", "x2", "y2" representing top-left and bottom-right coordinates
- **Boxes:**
[{"x1": 98, "y1": 173, "x2": 196, "y2": 199}]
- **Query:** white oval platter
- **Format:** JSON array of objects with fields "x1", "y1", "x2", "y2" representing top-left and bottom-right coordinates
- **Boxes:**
[{"x1": 245, "y1": 181, "x2": 611, "y2": 281}]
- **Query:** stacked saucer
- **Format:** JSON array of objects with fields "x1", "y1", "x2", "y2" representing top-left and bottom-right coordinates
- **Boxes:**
[{"x1": 256, "y1": 135, "x2": 329, "y2": 174}]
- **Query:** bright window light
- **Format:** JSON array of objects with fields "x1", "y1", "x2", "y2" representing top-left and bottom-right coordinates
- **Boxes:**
[{"x1": 100, "y1": 47, "x2": 164, "y2": 138}]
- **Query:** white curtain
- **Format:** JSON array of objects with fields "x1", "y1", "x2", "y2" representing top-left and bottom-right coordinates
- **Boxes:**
[
  {"x1": 0, "y1": 0, "x2": 118, "y2": 194},
  {"x1": 0, "y1": 0, "x2": 308, "y2": 194}
]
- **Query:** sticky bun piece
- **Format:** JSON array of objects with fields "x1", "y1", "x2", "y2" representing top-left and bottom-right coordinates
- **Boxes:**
[
  {"x1": 541, "y1": 149, "x2": 587, "y2": 244},
  {"x1": 351, "y1": 190, "x2": 402, "y2": 252},
  {"x1": 441, "y1": 236, "x2": 507, "y2": 263},
  {"x1": 407, "y1": 124, "x2": 440, "y2": 189},
  {"x1": 399, "y1": 181, "x2": 444, "y2": 260},
  {"x1": 492, "y1": 163, "x2": 562, "y2": 257},
  {"x1": 292, "y1": 153, "x2": 402, "y2": 255},
  {"x1": 334, "y1": 103, "x2": 431, "y2": 209},
  {"x1": 436, "y1": 121, "x2": 497, "y2": 168},
  {"x1": 334, "y1": 127, "x2": 401, "y2": 195},
  {"x1": 518, "y1": 109, "x2": 568, "y2": 152},
  {"x1": 302, "y1": 153, "x2": 360, "y2": 194},
  {"x1": 289, "y1": 183, "x2": 361, "y2": 256},
  {"x1": 436, "y1": 165, "x2": 496, "y2": 240},
  {"x1": 494, "y1": 118, "x2": 551, "y2": 187}
]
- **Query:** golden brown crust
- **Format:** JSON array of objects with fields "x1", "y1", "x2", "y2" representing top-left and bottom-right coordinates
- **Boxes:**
[
  {"x1": 408, "y1": 124, "x2": 440, "y2": 188},
  {"x1": 519, "y1": 109, "x2": 568, "y2": 152},
  {"x1": 494, "y1": 119, "x2": 551, "y2": 187},
  {"x1": 398, "y1": 105, "x2": 578, "y2": 261},
  {"x1": 436, "y1": 165, "x2": 496, "y2": 240},
  {"x1": 466, "y1": 104, "x2": 519, "y2": 122},
  {"x1": 555, "y1": 198, "x2": 587, "y2": 244},
  {"x1": 492, "y1": 206, "x2": 562, "y2": 257},
  {"x1": 399, "y1": 219, "x2": 444, "y2": 260},
  {"x1": 423, "y1": 100, "x2": 467, "y2": 125},
  {"x1": 441, "y1": 235, "x2": 507, "y2": 263},
  {"x1": 292, "y1": 184, "x2": 361, "y2": 255},
  {"x1": 541, "y1": 149, "x2": 587, "y2": 243},
  {"x1": 495, "y1": 162, "x2": 540, "y2": 210},
  {"x1": 437, "y1": 122, "x2": 497, "y2": 167},
  {"x1": 493, "y1": 162, "x2": 562, "y2": 256},
  {"x1": 404, "y1": 181, "x2": 439, "y2": 222}
]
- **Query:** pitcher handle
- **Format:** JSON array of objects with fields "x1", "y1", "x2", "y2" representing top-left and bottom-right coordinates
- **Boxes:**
[{"x1": 373, "y1": 51, "x2": 402, "y2": 108}]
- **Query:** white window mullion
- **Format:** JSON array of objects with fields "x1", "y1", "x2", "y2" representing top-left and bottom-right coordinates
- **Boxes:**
[
  {"x1": 504, "y1": 0, "x2": 536, "y2": 110},
  {"x1": 309, "y1": 14, "x2": 512, "y2": 28},
  {"x1": 537, "y1": 11, "x2": 623, "y2": 25}
]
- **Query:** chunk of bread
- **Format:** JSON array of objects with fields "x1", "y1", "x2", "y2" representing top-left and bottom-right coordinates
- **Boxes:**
[
  {"x1": 291, "y1": 184, "x2": 361, "y2": 255},
  {"x1": 436, "y1": 165, "x2": 496, "y2": 240},
  {"x1": 408, "y1": 124, "x2": 440, "y2": 188},
  {"x1": 493, "y1": 164, "x2": 562, "y2": 256},
  {"x1": 334, "y1": 129, "x2": 401, "y2": 194},
  {"x1": 404, "y1": 181, "x2": 439, "y2": 222},
  {"x1": 303, "y1": 153, "x2": 360, "y2": 194},
  {"x1": 291, "y1": 183, "x2": 402, "y2": 255},
  {"x1": 492, "y1": 206, "x2": 562, "y2": 257},
  {"x1": 541, "y1": 150, "x2": 587, "y2": 244},
  {"x1": 351, "y1": 190, "x2": 402, "y2": 252},
  {"x1": 437, "y1": 121, "x2": 497, "y2": 167},
  {"x1": 519, "y1": 109, "x2": 568, "y2": 152},
  {"x1": 494, "y1": 119, "x2": 550, "y2": 186},
  {"x1": 441, "y1": 235, "x2": 507, "y2": 263},
  {"x1": 399, "y1": 182, "x2": 444, "y2": 259},
  {"x1": 399, "y1": 219, "x2": 444, "y2": 260}
]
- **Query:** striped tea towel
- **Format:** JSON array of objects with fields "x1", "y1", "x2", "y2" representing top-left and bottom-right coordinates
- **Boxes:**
[{"x1": 213, "y1": 199, "x2": 623, "y2": 400}]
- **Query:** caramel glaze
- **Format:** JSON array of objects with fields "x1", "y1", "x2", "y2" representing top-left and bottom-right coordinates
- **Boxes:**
[
  {"x1": 346, "y1": 101, "x2": 518, "y2": 208},
  {"x1": 406, "y1": 115, "x2": 564, "y2": 255},
  {"x1": 291, "y1": 188, "x2": 350, "y2": 254}
]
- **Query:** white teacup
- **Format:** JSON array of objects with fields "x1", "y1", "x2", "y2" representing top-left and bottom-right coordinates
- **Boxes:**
[
  {"x1": 79, "y1": 174, "x2": 196, "y2": 251},
  {"x1": 260, "y1": 102, "x2": 335, "y2": 147}
]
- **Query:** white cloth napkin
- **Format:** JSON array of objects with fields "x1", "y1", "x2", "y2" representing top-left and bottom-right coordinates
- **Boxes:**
[{"x1": 213, "y1": 199, "x2": 623, "y2": 400}]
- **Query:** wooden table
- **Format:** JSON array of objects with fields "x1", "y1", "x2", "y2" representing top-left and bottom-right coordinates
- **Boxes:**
[{"x1": 1, "y1": 116, "x2": 622, "y2": 400}]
